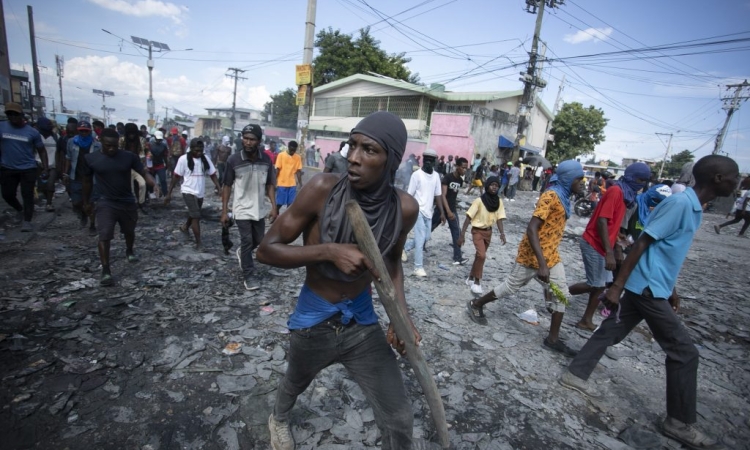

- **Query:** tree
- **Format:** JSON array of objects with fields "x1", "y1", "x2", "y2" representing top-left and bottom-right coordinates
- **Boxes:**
[
  {"x1": 546, "y1": 102, "x2": 608, "y2": 164},
  {"x1": 662, "y1": 149, "x2": 694, "y2": 178},
  {"x1": 263, "y1": 88, "x2": 298, "y2": 129},
  {"x1": 313, "y1": 27, "x2": 420, "y2": 87}
]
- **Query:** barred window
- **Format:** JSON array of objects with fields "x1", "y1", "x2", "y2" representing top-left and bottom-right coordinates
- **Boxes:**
[
  {"x1": 314, "y1": 97, "x2": 353, "y2": 117},
  {"x1": 315, "y1": 96, "x2": 423, "y2": 119}
]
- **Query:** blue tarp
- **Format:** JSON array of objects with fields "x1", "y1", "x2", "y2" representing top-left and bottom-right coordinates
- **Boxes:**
[{"x1": 498, "y1": 135, "x2": 514, "y2": 148}]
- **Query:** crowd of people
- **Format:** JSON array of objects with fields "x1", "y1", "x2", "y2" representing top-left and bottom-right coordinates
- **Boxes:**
[{"x1": 1, "y1": 101, "x2": 746, "y2": 450}]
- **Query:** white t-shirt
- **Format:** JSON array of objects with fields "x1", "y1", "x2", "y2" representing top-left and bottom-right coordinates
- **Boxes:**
[
  {"x1": 174, "y1": 154, "x2": 216, "y2": 198},
  {"x1": 737, "y1": 190, "x2": 750, "y2": 212},
  {"x1": 534, "y1": 166, "x2": 544, "y2": 177},
  {"x1": 407, "y1": 169, "x2": 442, "y2": 218},
  {"x1": 36, "y1": 135, "x2": 57, "y2": 166}
]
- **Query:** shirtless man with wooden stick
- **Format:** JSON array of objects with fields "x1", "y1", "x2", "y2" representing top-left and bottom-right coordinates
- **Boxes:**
[{"x1": 257, "y1": 111, "x2": 420, "y2": 450}]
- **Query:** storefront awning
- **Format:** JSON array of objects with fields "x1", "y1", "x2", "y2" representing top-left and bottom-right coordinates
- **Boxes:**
[
  {"x1": 498, "y1": 135, "x2": 514, "y2": 148},
  {"x1": 520, "y1": 144, "x2": 542, "y2": 155}
]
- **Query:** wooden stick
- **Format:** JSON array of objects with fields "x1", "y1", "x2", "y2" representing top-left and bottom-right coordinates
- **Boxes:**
[{"x1": 345, "y1": 200, "x2": 450, "y2": 449}]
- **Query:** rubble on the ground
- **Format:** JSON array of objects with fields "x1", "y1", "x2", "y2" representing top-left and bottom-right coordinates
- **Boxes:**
[{"x1": 0, "y1": 188, "x2": 748, "y2": 449}]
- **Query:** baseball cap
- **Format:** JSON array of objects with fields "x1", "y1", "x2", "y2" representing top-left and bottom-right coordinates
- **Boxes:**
[
  {"x1": 77, "y1": 121, "x2": 92, "y2": 131},
  {"x1": 181, "y1": 130, "x2": 188, "y2": 136},
  {"x1": 423, "y1": 148, "x2": 438, "y2": 158},
  {"x1": 507, "y1": 162, "x2": 512, "y2": 166},
  {"x1": 171, "y1": 127, "x2": 178, "y2": 134},
  {"x1": 154, "y1": 130, "x2": 164, "y2": 139},
  {"x1": 4, "y1": 102, "x2": 23, "y2": 114}
]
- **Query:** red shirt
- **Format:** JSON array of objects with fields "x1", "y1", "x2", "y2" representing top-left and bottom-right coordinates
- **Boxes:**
[
  {"x1": 264, "y1": 149, "x2": 277, "y2": 164},
  {"x1": 583, "y1": 185, "x2": 626, "y2": 256}
]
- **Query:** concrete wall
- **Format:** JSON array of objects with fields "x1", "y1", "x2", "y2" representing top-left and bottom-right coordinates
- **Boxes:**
[
  {"x1": 310, "y1": 115, "x2": 426, "y2": 138},
  {"x1": 426, "y1": 113, "x2": 475, "y2": 162},
  {"x1": 527, "y1": 105, "x2": 550, "y2": 149},
  {"x1": 470, "y1": 113, "x2": 516, "y2": 164}
]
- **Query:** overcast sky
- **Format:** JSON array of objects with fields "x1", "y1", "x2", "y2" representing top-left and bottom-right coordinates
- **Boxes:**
[{"x1": 4, "y1": 0, "x2": 749, "y2": 170}]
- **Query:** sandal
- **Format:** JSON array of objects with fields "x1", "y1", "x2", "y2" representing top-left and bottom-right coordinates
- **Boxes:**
[{"x1": 466, "y1": 299, "x2": 487, "y2": 325}]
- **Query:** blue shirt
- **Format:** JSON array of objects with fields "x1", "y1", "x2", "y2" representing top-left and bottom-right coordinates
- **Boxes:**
[
  {"x1": 288, "y1": 284, "x2": 379, "y2": 329},
  {"x1": 0, "y1": 121, "x2": 43, "y2": 170},
  {"x1": 625, "y1": 187, "x2": 702, "y2": 299}
]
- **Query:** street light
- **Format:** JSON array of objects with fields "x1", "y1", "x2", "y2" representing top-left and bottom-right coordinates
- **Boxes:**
[
  {"x1": 93, "y1": 89, "x2": 115, "y2": 125},
  {"x1": 129, "y1": 35, "x2": 170, "y2": 126}
]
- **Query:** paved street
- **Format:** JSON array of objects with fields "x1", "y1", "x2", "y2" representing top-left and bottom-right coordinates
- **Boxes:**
[{"x1": 0, "y1": 185, "x2": 748, "y2": 450}]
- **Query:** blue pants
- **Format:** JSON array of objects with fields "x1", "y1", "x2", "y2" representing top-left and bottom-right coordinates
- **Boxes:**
[
  {"x1": 404, "y1": 212, "x2": 431, "y2": 268},
  {"x1": 432, "y1": 206, "x2": 462, "y2": 261},
  {"x1": 274, "y1": 322, "x2": 413, "y2": 449}
]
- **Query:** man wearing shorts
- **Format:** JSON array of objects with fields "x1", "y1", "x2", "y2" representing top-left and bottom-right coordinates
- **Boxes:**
[
  {"x1": 275, "y1": 140, "x2": 302, "y2": 210},
  {"x1": 165, "y1": 138, "x2": 220, "y2": 250},
  {"x1": 466, "y1": 156, "x2": 486, "y2": 196},
  {"x1": 467, "y1": 160, "x2": 584, "y2": 356},
  {"x1": 569, "y1": 162, "x2": 651, "y2": 331},
  {"x1": 81, "y1": 128, "x2": 157, "y2": 286}
]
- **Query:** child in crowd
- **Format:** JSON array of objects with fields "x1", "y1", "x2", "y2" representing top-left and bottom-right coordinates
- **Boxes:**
[{"x1": 459, "y1": 176, "x2": 506, "y2": 294}]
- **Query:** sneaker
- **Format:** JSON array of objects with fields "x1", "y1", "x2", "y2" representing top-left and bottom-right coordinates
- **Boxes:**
[
  {"x1": 662, "y1": 416, "x2": 725, "y2": 450},
  {"x1": 413, "y1": 267, "x2": 427, "y2": 277},
  {"x1": 244, "y1": 276, "x2": 260, "y2": 291},
  {"x1": 465, "y1": 277, "x2": 473, "y2": 286},
  {"x1": 543, "y1": 337, "x2": 578, "y2": 357},
  {"x1": 471, "y1": 283, "x2": 483, "y2": 294},
  {"x1": 21, "y1": 221, "x2": 32, "y2": 232},
  {"x1": 401, "y1": 250, "x2": 407, "y2": 262},
  {"x1": 559, "y1": 370, "x2": 602, "y2": 398},
  {"x1": 713, "y1": 224, "x2": 721, "y2": 235},
  {"x1": 510, "y1": 199, "x2": 516, "y2": 202},
  {"x1": 268, "y1": 414, "x2": 294, "y2": 450},
  {"x1": 100, "y1": 273, "x2": 114, "y2": 286},
  {"x1": 236, "y1": 247, "x2": 244, "y2": 270},
  {"x1": 453, "y1": 258, "x2": 469, "y2": 265}
]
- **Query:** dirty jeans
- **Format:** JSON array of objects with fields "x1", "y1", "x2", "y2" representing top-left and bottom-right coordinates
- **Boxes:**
[
  {"x1": 274, "y1": 321, "x2": 413, "y2": 449},
  {"x1": 506, "y1": 182, "x2": 518, "y2": 200},
  {"x1": 568, "y1": 288, "x2": 698, "y2": 424},
  {"x1": 432, "y1": 206, "x2": 462, "y2": 261},
  {"x1": 403, "y1": 212, "x2": 431, "y2": 268},
  {"x1": 236, "y1": 219, "x2": 265, "y2": 279},
  {"x1": 1, "y1": 167, "x2": 36, "y2": 221}
]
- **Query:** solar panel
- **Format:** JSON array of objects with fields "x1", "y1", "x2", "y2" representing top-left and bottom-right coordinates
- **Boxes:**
[{"x1": 131, "y1": 36, "x2": 148, "y2": 46}]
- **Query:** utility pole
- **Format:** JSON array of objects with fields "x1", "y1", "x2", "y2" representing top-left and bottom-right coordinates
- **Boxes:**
[
  {"x1": 27, "y1": 6, "x2": 42, "y2": 117},
  {"x1": 93, "y1": 89, "x2": 114, "y2": 125},
  {"x1": 713, "y1": 79, "x2": 750, "y2": 155},
  {"x1": 55, "y1": 55, "x2": 64, "y2": 113},
  {"x1": 296, "y1": 0, "x2": 317, "y2": 146},
  {"x1": 163, "y1": 107, "x2": 170, "y2": 126},
  {"x1": 226, "y1": 68, "x2": 247, "y2": 135},
  {"x1": 511, "y1": 0, "x2": 564, "y2": 162},
  {"x1": 541, "y1": 74, "x2": 565, "y2": 155},
  {"x1": 127, "y1": 35, "x2": 174, "y2": 127},
  {"x1": 656, "y1": 132, "x2": 673, "y2": 180}
]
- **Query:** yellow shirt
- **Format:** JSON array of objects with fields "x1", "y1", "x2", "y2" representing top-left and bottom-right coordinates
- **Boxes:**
[
  {"x1": 466, "y1": 197, "x2": 506, "y2": 229},
  {"x1": 275, "y1": 152, "x2": 302, "y2": 187},
  {"x1": 516, "y1": 190, "x2": 567, "y2": 268}
]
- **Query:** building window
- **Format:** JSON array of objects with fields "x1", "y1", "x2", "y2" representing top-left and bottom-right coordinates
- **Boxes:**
[
  {"x1": 239, "y1": 113, "x2": 249, "y2": 120},
  {"x1": 314, "y1": 96, "x2": 422, "y2": 119}
]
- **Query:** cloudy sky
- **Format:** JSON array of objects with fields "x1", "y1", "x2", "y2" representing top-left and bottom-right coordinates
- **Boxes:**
[{"x1": 4, "y1": 0, "x2": 749, "y2": 169}]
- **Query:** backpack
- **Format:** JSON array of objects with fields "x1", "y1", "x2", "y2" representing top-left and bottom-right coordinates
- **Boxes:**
[{"x1": 169, "y1": 137, "x2": 183, "y2": 156}]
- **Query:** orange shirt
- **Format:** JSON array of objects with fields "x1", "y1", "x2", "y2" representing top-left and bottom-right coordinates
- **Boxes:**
[
  {"x1": 516, "y1": 190, "x2": 568, "y2": 268},
  {"x1": 275, "y1": 152, "x2": 302, "y2": 187}
]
